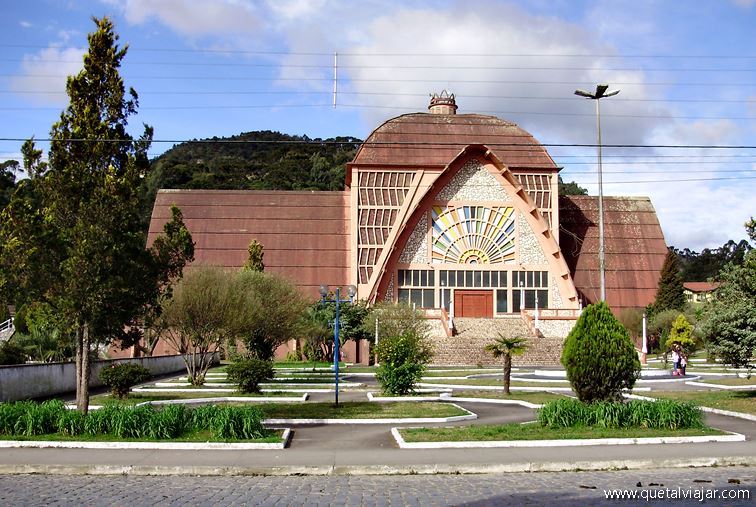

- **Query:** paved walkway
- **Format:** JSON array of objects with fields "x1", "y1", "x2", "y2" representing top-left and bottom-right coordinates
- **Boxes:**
[{"x1": 1, "y1": 467, "x2": 755, "y2": 506}]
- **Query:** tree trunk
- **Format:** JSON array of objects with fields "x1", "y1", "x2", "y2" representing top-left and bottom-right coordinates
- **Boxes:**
[
  {"x1": 76, "y1": 323, "x2": 91, "y2": 414},
  {"x1": 503, "y1": 354, "x2": 512, "y2": 396}
]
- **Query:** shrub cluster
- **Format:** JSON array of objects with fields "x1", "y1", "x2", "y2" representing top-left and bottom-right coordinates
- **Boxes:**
[
  {"x1": 0, "y1": 341, "x2": 27, "y2": 365},
  {"x1": 375, "y1": 330, "x2": 433, "y2": 395},
  {"x1": 99, "y1": 363, "x2": 152, "y2": 398},
  {"x1": 537, "y1": 398, "x2": 703, "y2": 430},
  {"x1": 225, "y1": 356, "x2": 275, "y2": 394},
  {"x1": 0, "y1": 400, "x2": 270, "y2": 440}
]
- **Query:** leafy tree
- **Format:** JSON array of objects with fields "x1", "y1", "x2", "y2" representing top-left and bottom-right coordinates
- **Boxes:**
[
  {"x1": 665, "y1": 314, "x2": 696, "y2": 353},
  {"x1": 0, "y1": 18, "x2": 185, "y2": 413},
  {"x1": 653, "y1": 250, "x2": 686, "y2": 314},
  {"x1": 307, "y1": 297, "x2": 370, "y2": 362},
  {"x1": 226, "y1": 355, "x2": 274, "y2": 394},
  {"x1": 558, "y1": 176, "x2": 588, "y2": 196},
  {"x1": 160, "y1": 267, "x2": 234, "y2": 385},
  {"x1": 561, "y1": 302, "x2": 641, "y2": 402},
  {"x1": 242, "y1": 239, "x2": 265, "y2": 272},
  {"x1": 0, "y1": 341, "x2": 26, "y2": 365},
  {"x1": 120, "y1": 204, "x2": 195, "y2": 356},
  {"x1": 701, "y1": 240, "x2": 756, "y2": 368},
  {"x1": 375, "y1": 330, "x2": 434, "y2": 395},
  {"x1": 0, "y1": 160, "x2": 18, "y2": 210},
  {"x1": 485, "y1": 334, "x2": 528, "y2": 395},
  {"x1": 230, "y1": 270, "x2": 309, "y2": 360},
  {"x1": 362, "y1": 302, "x2": 431, "y2": 345},
  {"x1": 671, "y1": 239, "x2": 752, "y2": 282}
]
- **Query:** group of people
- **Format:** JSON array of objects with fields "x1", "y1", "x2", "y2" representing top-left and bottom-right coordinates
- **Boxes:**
[{"x1": 670, "y1": 342, "x2": 688, "y2": 376}]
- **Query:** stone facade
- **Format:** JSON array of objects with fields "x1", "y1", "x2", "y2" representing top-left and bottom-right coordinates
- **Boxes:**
[
  {"x1": 550, "y1": 275, "x2": 563, "y2": 309},
  {"x1": 436, "y1": 161, "x2": 511, "y2": 202},
  {"x1": 399, "y1": 214, "x2": 428, "y2": 263},
  {"x1": 517, "y1": 214, "x2": 547, "y2": 265}
]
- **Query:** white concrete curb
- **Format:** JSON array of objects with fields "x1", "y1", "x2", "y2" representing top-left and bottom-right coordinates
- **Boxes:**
[
  {"x1": 135, "y1": 394, "x2": 309, "y2": 405},
  {"x1": 0, "y1": 428, "x2": 292, "y2": 450},
  {"x1": 418, "y1": 382, "x2": 574, "y2": 392},
  {"x1": 366, "y1": 392, "x2": 450, "y2": 402},
  {"x1": 390, "y1": 427, "x2": 746, "y2": 449},
  {"x1": 264, "y1": 403, "x2": 477, "y2": 425}
]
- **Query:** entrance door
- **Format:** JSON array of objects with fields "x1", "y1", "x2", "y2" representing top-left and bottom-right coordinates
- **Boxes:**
[{"x1": 455, "y1": 290, "x2": 493, "y2": 318}]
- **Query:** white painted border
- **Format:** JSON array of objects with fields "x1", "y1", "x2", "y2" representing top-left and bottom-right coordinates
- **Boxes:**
[
  {"x1": 391, "y1": 427, "x2": 745, "y2": 449},
  {"x1": 0, "y1": 428, "x2": 292, "y2": 450},
  {"x1": 263, "y1": 403, "x2": 477, "y2": 425}
]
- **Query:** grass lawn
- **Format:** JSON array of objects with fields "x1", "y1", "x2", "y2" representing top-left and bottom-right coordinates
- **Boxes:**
[
  {"x1": 649, "y1": 390, "x2": 756, "y2": 415},
  {"x1": 4, "y1": 429, "x2": 284, "y2": 444},
  {"x1": 257, "y1": 401, "x2": 467, "y2": 419},
  {"x1": 421, "y1": 378, "x2": 570, "y2": 387},
  {"x1": 399, "y1": 424, "x2": 725, "y2": 443},
  {"x1": 89, "y1": 392, "x2": 299, "y2": 404},
  {"x1": 448, "y1": 391, "x2": 571, "y2": 405},
  {"x1": 697, "y1": 378, "x2": 756, "y2": 386}
]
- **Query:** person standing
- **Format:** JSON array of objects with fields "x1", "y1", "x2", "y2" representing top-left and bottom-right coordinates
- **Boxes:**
[{"x1": 671, "y1": 343, "x2": 681, "y2": 376}]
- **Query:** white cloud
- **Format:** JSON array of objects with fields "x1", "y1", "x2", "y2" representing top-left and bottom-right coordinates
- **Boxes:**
[
  {"x1": 106, "y1": 0, "x2": 263, "y2": 36},
  {"x1": 733, "y1": 0, "x2": 756, "y2": 8},
  {"x1": 9, "y1": 45, "x2": 85, "y2": 106},
  {"x1": 19, "y1": 21, "x2": 32, "y2": 28}
]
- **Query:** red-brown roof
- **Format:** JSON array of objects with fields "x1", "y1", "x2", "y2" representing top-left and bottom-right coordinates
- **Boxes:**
[
  {"x1": 148, "y1": 190, "x2": 350, "y2": 299},
  {"x1": 684, "y1": 282, "x2": 720, "y2": 293},
  {"x1": 350, "y1": 113, "x2": 558, "y2": 170},
  {"x1": 559, "y1": 195, "x2": 668, "y2": 313}
]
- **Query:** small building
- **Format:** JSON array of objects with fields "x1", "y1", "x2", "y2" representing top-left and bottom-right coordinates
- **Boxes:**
[
  {"x1": 146, "y1": 93, "x2": 668, "y2": 365},
  {"x1": 683, "y1": 282, "x2": 720, "y2": 304}
]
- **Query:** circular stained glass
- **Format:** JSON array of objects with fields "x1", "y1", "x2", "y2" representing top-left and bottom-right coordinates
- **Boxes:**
[{"x1": 431, "y1": 205, "x2": 516, "y2": 264}]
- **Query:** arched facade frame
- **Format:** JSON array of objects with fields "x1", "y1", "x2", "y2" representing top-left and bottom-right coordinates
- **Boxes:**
[{"x1": 369, "y1": 145, "x2": 579, "y2": 309}]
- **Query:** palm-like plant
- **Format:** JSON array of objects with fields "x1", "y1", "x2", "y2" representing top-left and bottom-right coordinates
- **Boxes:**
[{"x1": 485, "y1": 334, "x2": 528, "y2": 395}]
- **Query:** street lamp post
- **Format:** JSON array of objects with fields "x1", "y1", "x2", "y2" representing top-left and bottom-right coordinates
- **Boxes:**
[
  {"x1": 574, "y1": 84, "x2": 620, "y2": 302},
  {"x1": 319, "y1": 284, "x2": 357, "y2": 406}
]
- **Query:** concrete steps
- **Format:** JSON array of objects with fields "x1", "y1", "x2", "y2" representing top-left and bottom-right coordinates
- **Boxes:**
[{"x1": 428, "y1": 316, "x2": 564, "y2": 367}]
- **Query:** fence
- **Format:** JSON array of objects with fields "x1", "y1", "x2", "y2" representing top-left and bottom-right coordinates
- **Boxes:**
[{"x1": 0, "y1": 353, "x2": 219, "y2": 402}]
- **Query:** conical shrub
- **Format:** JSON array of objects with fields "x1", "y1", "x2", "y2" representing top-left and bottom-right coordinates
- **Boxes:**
[{"x1": 561, "y1": 302, "x2": 641, "y2": 402}]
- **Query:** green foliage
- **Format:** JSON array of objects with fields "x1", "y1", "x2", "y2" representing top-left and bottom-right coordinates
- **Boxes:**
[
  {"x1": 11, "y1": 302, "x2": 73, "y2": 362},
  {"x1": 140, "y1": 131, "x2": 361, "y2": 228},
  {"x1": 653, "y1": 250, "x2": 686, "y2": 313},
  {"x1": 537, "y1": 398, "x2": 703, "y2": 430},
  {"x1": 701, "y1": 245, "x2": 756, "y2": 368},
  {"x1": 672, "y1": 239, "x2": 752, "y2": 282},
  {"x1": 242, "y1": 239, "x2": 265, "y2": 272},
  {"x1": 208, "y1": 405, "x2": 268, "y2": 440},
  {"x1": 307, "y1": 296, "x2": 370, "y2": 362},
  {"x1": 648, "y1": 309, "x2": 683, "y2": 352},
  {"x1": 561, "y1": 302, "x2": 641, "y2": 403},
  {"x1": 0, "y1": 341, "x2": 26, "y2": 365},
  {"x1": 484, "y1": 334, "x2": 528, "y2": 395},
  {"x1": 99, "y1": 363, "x2": 152, "y2": 398},
  {"x1": 226, "y1": 356, "x2": 274, "y2": 394},
  {"x1": 0, "y1": 401, "x2": 271, "y2": 441},
  {"x1": 375, "y1": 330, "x2": 434, "y2": 395},
  {"x1": 0, "y1": 159, "x2": 18, "y2": 210},
  {"x1": 231, "y1": 270, "x2": 309, "y2": 360},
  {"x1": 665, "y1": 314, "x2": 696, "y2": 352},
  {"x1": 557, "y1": 176, "x2": 588, "y2": 196},
  {"x1": 361, "y1": 302, "x2": 430, "y2": 345}
]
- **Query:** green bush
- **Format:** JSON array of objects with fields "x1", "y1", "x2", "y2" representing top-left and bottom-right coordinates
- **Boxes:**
[
  {"x1": 537, "y1": 398, "x2": 703, "y2": 430},
  {"x1": 0, "y1": 401, "x2": 271, "y2": 441},
  {"x1": 226, "y1": 356, "x2": 274, "y2": 394},
  {"x1": 561, "y1": 302, "x2": 641, "y2": 403},
  {"x1": 210, "y1": 405, "x2": 267, "y2": 439},
  {"x1": 375, "y1": 330, "x2": 433, "y2": 395},
  {"x1": 0, "y1": 341, "x2": 26, "y2": 365},
  {"x1": 100, "y1": 363, "x2": 152, "y2": 398}
]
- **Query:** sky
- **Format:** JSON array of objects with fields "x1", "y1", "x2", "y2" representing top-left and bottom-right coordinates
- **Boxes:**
[{"x1": 1, "y1": 0, "x2": 754, "y2": 252}]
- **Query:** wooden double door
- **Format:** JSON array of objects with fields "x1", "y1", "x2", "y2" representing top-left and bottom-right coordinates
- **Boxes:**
[{"x1": 455, "y1": 290, "x2": 493, "y2": 318}]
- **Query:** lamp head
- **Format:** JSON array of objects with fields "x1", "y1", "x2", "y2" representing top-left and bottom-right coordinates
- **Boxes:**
[
  {"x1": 347, "y1": 285, "x2": 357, "y2": 298},
  {"x1": 319, "y1": 284, "x2": 329, "y2": 298}
]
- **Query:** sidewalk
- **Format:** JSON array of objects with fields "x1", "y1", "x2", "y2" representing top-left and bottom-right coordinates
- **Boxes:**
[{"x1": 1, "y1": 392, "x2": 754, "y2": 476}]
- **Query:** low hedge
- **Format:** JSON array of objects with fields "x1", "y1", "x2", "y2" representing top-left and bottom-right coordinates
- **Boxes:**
[
  {"x1": 537, "y1": 398, "x2": 704, "y2": 430},
  {"x1": 0, "y1": 400, "x2": 271, "y2": 440}
]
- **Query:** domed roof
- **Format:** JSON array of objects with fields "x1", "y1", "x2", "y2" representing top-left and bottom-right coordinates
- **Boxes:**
[{"x1": 351, "y1": 112, "x2": 558, "y2": 169}]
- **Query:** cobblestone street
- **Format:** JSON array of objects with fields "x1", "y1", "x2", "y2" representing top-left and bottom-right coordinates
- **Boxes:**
[{"x1": 1, "y1": 467, "x2": 754, "y2": 506}]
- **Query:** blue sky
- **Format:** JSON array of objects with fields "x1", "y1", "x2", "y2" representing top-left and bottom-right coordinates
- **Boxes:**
[{"x1": 1, "y1": 0, "x2": 754, "y2": 251}]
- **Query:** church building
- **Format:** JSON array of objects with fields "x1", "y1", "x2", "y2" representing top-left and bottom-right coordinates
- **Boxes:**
[{"x1": 148, "y1": 92, "x2": 668, "y2": 365}]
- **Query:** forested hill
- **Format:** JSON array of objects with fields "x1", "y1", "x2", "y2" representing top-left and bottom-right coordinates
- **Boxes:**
[{"x1": 139, "y1": 130, "x2": 362, "y2": 225}]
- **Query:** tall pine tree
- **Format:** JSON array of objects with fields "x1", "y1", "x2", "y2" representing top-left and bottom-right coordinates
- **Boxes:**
[{"x1": 653, "y1": 250, "x2": 686, "y2": 314}]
